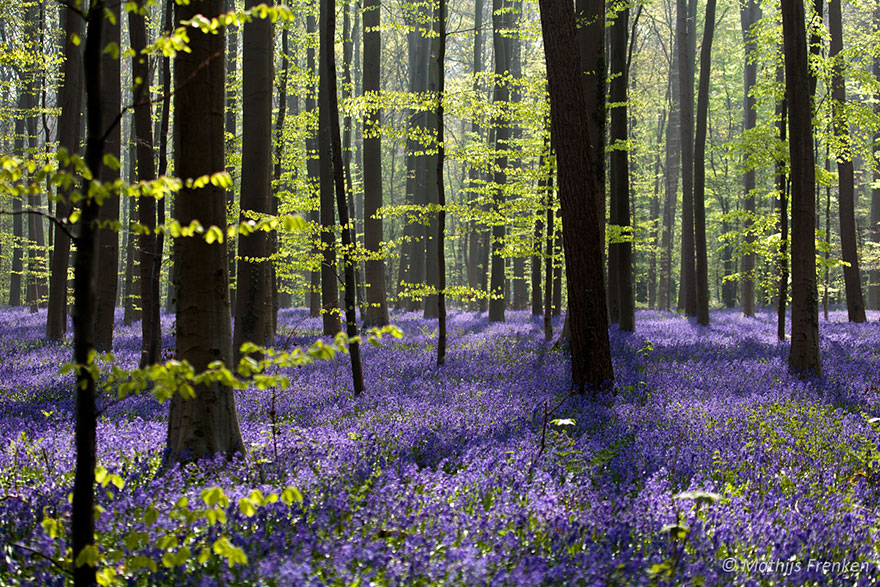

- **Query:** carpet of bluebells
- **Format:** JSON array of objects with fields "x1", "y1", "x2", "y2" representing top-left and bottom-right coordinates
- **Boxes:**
[{"x1": 2, "y1": 307, "x2": 880, "y2": 585}]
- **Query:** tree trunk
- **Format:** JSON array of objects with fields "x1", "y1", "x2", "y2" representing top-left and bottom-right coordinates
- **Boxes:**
[
  {"x1": 306, "y1": 9, "x2": 321, "y2": 317},
  {"x1": 47, "y1": 2, "x2": 83, "y2": 340},
  {"x1": 167, "y1": 0, "x2": 245, "y2": 463},
  {"x1": 94, "y1": 0, "x2": 122, "y2": 350},
  {"x1": 660, "y1": 35, "x2": 680, "y2": 311},
  {"x1": 539, "y1": 0, "x2": 614, "y2": 391},
  {"x1": 325, "y1": 0, "x2": 365, "y2": 394},
  {"x1": 782, "y1": 0, "x2": 821, "y2": 375},
  {"x1": 777, "y1": 66, "x2": 788, "y2": 341},
  {"x1": 466, "y1": 0, "x2": 485, "y2": 312},
  {"x1": 362, "y1": 0, "x2": 389, "y2": 326},
  {"x1": 436, "y1": 0, "x2": 448, "y2": 364},
  {"x1": 233, "y1": 0, "x2": 274, "y2": 362},
  {"x1": 740, "y1": 0, "x2": 761, "y2": 317},
  {"x1": 544, "y1": 152, "x2": 554, "y2": 339},
  {"x1": 829, "y1": 0, "x2": 866, "y2": 322},
  {"x1": 693, "y1": 0, "x2": 716, "y2": 326},
  {"x1": 677, "y1": 0, "x2": 696, "y2": 317},
  {"x1": 610, "y1": 2, "x2": 634, "y2": 331},
  {"x1": 872, "y1": 5, "x2": 880, "y2": 310}
]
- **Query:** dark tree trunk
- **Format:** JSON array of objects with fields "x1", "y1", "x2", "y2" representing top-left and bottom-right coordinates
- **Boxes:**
[
  {"x1": 829, "y1": 0, "x2": 866, "y2": 322},
  {"x1": 225, "y1": 0, "x2": 238, "y2": 311},
  {"x1": 488, "y1": 0, "x2": 511, "y2": 323},
  {"x1": 10, "y1": 97, "x2": 24, "y2": 307},
  {"x1": 436, "y1": 0, "x2": 448, "y2": 364},
  {"x1": 233, "y1": 0, "x2": 274, "y2": 362},
  {"x1": 610, "y1": 2, "x2": 634, "y2": 331},
  {"x1": 129, "y1": 0, "x2": 158, "y2": 365},
  {"x1": 660, "y1": 34, "x2": 680, "y2": 311},
  {"x1": 362, "y1": 0, "x2": 389, "y2": 326},
  {"x1": 318, "y1": 0, "x2": 340, "y2": 335},
  {"x1": 167, "y1": 0, "x2": 245, "y2": 463},
  {"x1": 544, "y1": 152, "x2": 554, "y2": 339},
  {"x1": 693, "y1": 0, "x2": 716, "y2": 326},
  {"x1": 539, "y1": 0, "x2": 614, "y2": 391},
  {"x1": 872, "y1": 6, "x2": 880, "y2": 310},
  {"x1": 740, "y1": 0, "x2": 761, "y2": 317},
  {"x1": 94, "y1": 0, "x2": 121, "y2": 350},
  {"x1": 466, "y1": 0, "x2": 485, "y2": 313},
  {"x1": 677, "y1": 0, "x2": 696, "y2": 317},
  {"x1": 47, "y1": 2, "x2": 83, "y2": 340},
  {"x1": 777, "y1": 65, "x2": 788, "y2": 341},
  {"x1": 306, "y1": 9, "x2": 321, "y2": 317},
  {"x1": 782, "y1": 0, "x2": 821, "y2": 375},
  {"x1": 324, "y1": 0, "x2": 365, "y2": 394}
]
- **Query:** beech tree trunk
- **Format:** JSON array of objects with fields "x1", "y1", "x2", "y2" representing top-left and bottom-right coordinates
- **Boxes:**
[
  {"x1": 660, "y1": 35, "x2": 680, "y2": 311},
  {"x1": 167, "y1": 0, "x2": 245, "y2": 463},
  {"x1": 872, "y1": 5, "x2": 880, "y2": 310},
  {"x1": 693, "y1": 0, "x2": 716, "y2": 326},
  {"x1": 740, "y1": 0, "x2": 761, "y2": 317},
  {"x1": 829, "y1": 0, "x2": 866, "y2": 323},
  {"x1": 233, "y1": 0, "x2": 274, "y2": 362},
  {"x1": 362, "y1": 0, "x2": 389, "y2": 326},
  {"x1": 538, "y1": 0, "x2": 614, "y2": 391},
  {"x1": 306, "y1": 9, "x2": 321, "y2": 317},
  {"x1": 46, "y1": 2, "x2": 83, "y2": 340},
  {"x1": 677, "y1": 0, "x2": 696, "y2": 317},
  {"x1": 782, "y1": 0, "x2": 821, "y2": 375}
]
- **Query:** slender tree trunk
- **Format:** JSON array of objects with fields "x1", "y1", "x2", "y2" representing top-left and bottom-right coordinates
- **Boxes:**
[
  {"x1": 167, "y1": 0, "x2": 245, "y2": 463},
  {"x1": 362, "y1": 0, "x2": 389, "y2": 326},
  {"x1": 319, "y1": 0, "x2": 340, "y2": 335},
  {"x1": 740, "y1": 0, "x2": 761, "y2": 317},
  {"x1": 233, "y1": 0, "x2": 274, "y2": 362},
  {"x1": 693, "y1": 0, "x2": 716, "y2": 326},
  {"x1": 94, "y1": 0, "x2": 122, "y2": 350},
  {"x1": 325, "y1": 0, "x2": 364, "y2": 394},
  {"x1": 225, "y1": 0, "x2": 238, "y2": 311},
  {"x1": 306, "y1": 9, "x2": 321, "y2": 317},
  {"x1": 777, "y1": 69, "x2": 788, "y2": 340},
  {"x1": 872, "y1": 5, "x2": 880, "y2": 310},
  {"x1": 610, "y1": 2, "x2": 634, "y2": 331},
  {"x1": 539, "y1": 0, "x2": 614, "y2": 391},
  {"x1": 782, "y1": 0, "x2": 821, "y2": 375},
  {"x1": 829, "y1": 0, "x2": 866, "y2": 322},
  {"x1": 660, "y1": 35, "x2": 680, "y2": 311},
  {"x1": 466, "y1": 0, "x2": 485, "y2": 312},
  {"x1": 677, "y1": 0, "x2": 696, "y2": 317},
  {"x1": 47, "y1": 3, "x2": 83, "y2": 340},
  {"x1": 488, "y1": 0, "x2": 511, "y2": 323},
  {"x1": 544, "y1": 153, "x2": 554, "y2": 339},
  {"x1": 436, "y1": 0, "x2": 448, "y2": 364}
]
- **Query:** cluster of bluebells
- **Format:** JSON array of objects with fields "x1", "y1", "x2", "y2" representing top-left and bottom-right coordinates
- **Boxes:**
[{"x1": 1, "y1": 307, "x2": 880, "y2": 584}]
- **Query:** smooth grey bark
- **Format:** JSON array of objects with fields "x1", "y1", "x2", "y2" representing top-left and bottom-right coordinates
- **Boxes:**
[
  {"x1": 233, "y1": 0, "x2": 274, "y2": 362},
  {"x1": 740, "y1": 0, "x2": 761, "y2": 317},
  {"x1": 872, "y1": 6, "x2": 880, "y2": 310},
  {"x1": 167, "y1": 0, "x2": 245, "y2": 464},
  {"x1": 782, "y1": 0, "x2": 821, "y2": 375},
  {"x1": 660, "y1": 33, "x2": 680, "y2": 311},
  {"x1": 677, "y1": 0, "x2": 696, "y2": 317}
]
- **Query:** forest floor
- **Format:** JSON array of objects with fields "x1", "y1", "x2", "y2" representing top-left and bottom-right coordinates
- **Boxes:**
[{"x1": 1, "y1": 307, "x2": 880, "y2": 585}]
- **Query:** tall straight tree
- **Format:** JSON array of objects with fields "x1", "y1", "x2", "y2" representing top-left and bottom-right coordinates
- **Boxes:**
[
  {"x1": 692, "y1": 0, "x2": 716, "y2": 326},
  {"x1": 233, "y1": 0, "x2": 274, "y2": 361},
  {"x1": 436, "y1": 0, "x2": 448, "y2": 364},
  {"x1": 324, "y1": 0, "x2": 365, "y2": 395},
  {"x1": 167, "y1": 0, "x2": 245, "y2": 463},
  {"x1": 872, "y1": 5, "x2": 880, "y2": 310},
  {"x1": 781, "y1": 0, "x2": 821, "y2": 375},
  {"x1": 488, "y1": 0, "x2": 512, "y2": 323},
  {"x1": 660, "y1": 33, "x2": 680, "y2": 311},
  {"x1": 538, "y1": 0, "x2": 613, "y2": 391},
  {"x1": 776, "y1": 62, "x2": 788, "y2": 340},
  {"x1": 318, "y1": 0, "x2": 340, "y2": 335},
  {"x1": 466, "y1": 0, "x2": 485, "y2": 312},
  {"x1": 740, "y1": 0, "x2": 761, "y2": 317},
  {"x1": 306, "y1": 8, "x2": 321, "y2": 317},
  {"x1": 129, "y1": 0, "x2": 159, "y2": 366},
  {"x1": 676, "y1": 0, "x2": 696, "y2": 317},
  {"x1": 575, "y1": 0, "x2": 604, "y2": 231},
  {"x1": 362, "y1": 0, "x2": 390, "y2": 326},
  {"x1": 94, "y1": 0, "x2": 121, "y2": 351},
  {"x1": 46, "y1": 2, "x2": 83, "y2": 340},
  {"x1": 609, "y1": 1, "x2": 634, "y2": 331},
  {"x1": 828, "y1": 0, "x2": 866, "y2": 322}
]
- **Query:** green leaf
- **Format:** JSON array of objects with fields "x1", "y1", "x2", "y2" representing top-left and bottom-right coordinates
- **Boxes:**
[
  {"x1": 75, "y1": 544, "x2": 100, "y2": 568},
  {"x1": 204, "y1": 225, "x2": 224, "y2": 244},
  {"x1": 281, "y1": 486, "x2": 304, "y2": 506},
  {"x1": 201, "y1": 486, "x2": 228, "y2": 507},
  {"x1": 238, "y1": 498, "x2": 256, "y2": 518},
  {"x1": 70, "y1": 33, "x2": 81, "y2": 46},
  {"x1": 102, "y1": 153, "x2": 121, "y2": 171},
  {"x1": 102, "y1": 41, "x2": 120, "y2": 59}
]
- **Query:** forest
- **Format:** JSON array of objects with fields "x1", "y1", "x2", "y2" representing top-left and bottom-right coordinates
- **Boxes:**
[{"x1": 1, "y1": 0, "x2": 880, "y2": 583}]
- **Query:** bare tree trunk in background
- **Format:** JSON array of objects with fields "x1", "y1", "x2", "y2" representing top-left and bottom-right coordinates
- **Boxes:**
[
  {"x1": 693, "y1": 0, "x2": 716, "y2": 326},
  {"x1": 273, "y1": 27, "x2": 290, "y2": 318},
  {"x1": 610, "y1": 1, "x2": 634, "y2": 331},
  {"x1": 676, "y1": 0, "x2": 696, "y2": 317},
  {"x1": 776, "y1": 62, "x2": 788, "y2": 341},
  {"x1": 362, "y1": 0, "x2": 390, "y2": 326},
  {"x1": 660, "y1": 33, "x2": 680, "y2": 312},
  {"x1": 167, "y1": 0, "x2": 245, "y2": 464},
  {"x1": 740, "y1": 0, "x2": 761, "y2": 318},
  {"x1": 466, "y1": 0, "x2": 485, "y2": 313},
  {"x1": 47, "y1": 2, "x2": 83, "y2": 340},
  {"x1": 94, "y1": 0, "x2": 122, "y2": 350},
  {"x1": 872, "y1": 6, "x2": 880, "y2": 311},
  {"x1": 544, "y1": 153, "x2": 554, "y2": 339},
  {"x1": 225, "y1": 0, "x2": 238, "y2": 311},
  {"x1": 233, "y1": 0, "x2": 274, "y2": 362},
  {"x1": 306, "y1": 8, "x2": 321, "y2": 316},
  {"x1": 828, "y1": 0, "x2": 866, "y2": 323},
  {"x1": 436, "y1": 0, "x2": 448, "y2": 364},
  {"x1": 782, "y1": 0, "x2": 821, "y2": 375},
  {"x1": 10, "y1": 94, "x2": 25, "y2": 307},
  {"x1": 319, "y1": 0, "x2": 340, "y2": 335}
]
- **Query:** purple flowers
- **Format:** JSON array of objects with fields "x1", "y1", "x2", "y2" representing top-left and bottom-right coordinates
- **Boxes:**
[{"x1": 1, "y1": 307, "x2": 879, "y2": 584}]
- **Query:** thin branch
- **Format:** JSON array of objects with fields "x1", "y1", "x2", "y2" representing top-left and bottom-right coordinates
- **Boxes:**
[
  {"x1": 9, "y1": 543, "x2": 72, "y2": 577},
  {"x1": 0, "y1": 208, "x2": 75, "y2": 240}
]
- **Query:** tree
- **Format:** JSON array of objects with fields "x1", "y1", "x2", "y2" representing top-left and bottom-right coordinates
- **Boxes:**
[
  {"x1": 781, "y1": 0, "x2": 821, "y2": 375},
  {"x1": 46, "y1": 2, "x2": 82, "y2": 340},
  {"x1": 437, "y1": 0, "x2": 448, "y2": 364},
  {"x1": 610, "y1": 0, "x2": 634, "y2": 331},
  {"x1": 362, "y1": 0, "x2": 390, "y2": 326},
  {"x1": 740, "y1": 0, "x2": 760, "y2": 318},
  {"x1": 828, "y1": 0, "x2": 866, "y2": 323},
  {"x1": 94, "y1": 0, "x2": 121, "y2": 351},
  {"x1": 692, "y1": 0, "x2": 716, "y2": 326},
  {"x1": 676, "y1": 0, "x2": 696, "y2": 317},
  {"x1": 233, "y1": 0, "x2": 274, "y2": 362},
  {"x1": 129, "y1": 0, "x2": 159, "y2": 366},
  {"x1": 538, "y1": 0, "x2": 613, "y2": 391},
  {"x1": 167, "y1": 0, "x2": 245, "y2": 463}
]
